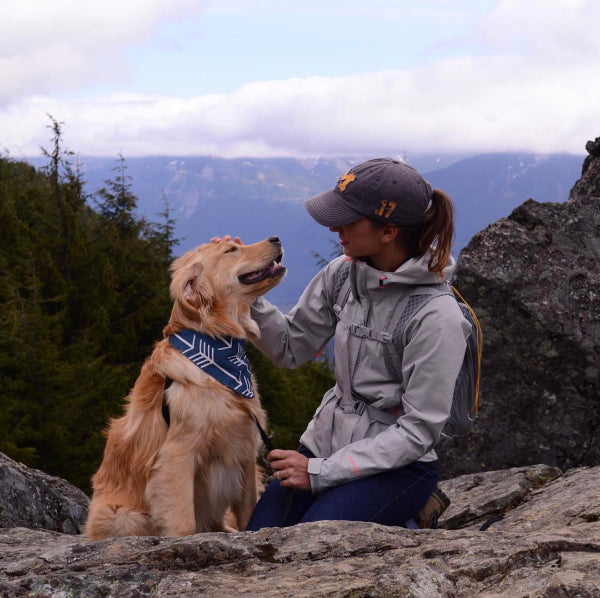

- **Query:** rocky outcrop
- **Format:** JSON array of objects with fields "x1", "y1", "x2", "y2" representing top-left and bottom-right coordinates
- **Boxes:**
[
  {"x1": 1, "y1": 463, "x2": 599, "y2": 597},
  {"x1": 0, "y1": 452, "x2": 88, "y2": 534},
  {"x1": 443, "y1": 137, "x2": 600, "y2": 478},
  {"x1": 582, "y1": 137, "x2": 600, "y2": 178}
]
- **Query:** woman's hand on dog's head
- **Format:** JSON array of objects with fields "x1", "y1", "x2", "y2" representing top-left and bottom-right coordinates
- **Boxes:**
[{"x1": 210, "y1": 235, "x2": 244, "y2": 245}]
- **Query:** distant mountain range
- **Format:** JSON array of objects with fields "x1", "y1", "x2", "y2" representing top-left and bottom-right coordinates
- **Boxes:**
[{"x1": 28, "y1": 152, "x2": 584, "y2": 309}]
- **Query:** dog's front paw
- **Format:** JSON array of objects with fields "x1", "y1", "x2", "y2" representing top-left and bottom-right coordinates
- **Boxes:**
[{"x1": 223, "y1": 524, "x2": 238, "y2": 533}]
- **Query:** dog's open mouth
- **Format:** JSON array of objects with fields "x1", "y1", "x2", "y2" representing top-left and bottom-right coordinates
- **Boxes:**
[{"x1": 239, "y1": 253, "x2": 285, "y2": 285}]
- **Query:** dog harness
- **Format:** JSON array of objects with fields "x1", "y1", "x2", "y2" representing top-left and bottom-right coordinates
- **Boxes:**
[{"x1": 168, "y1": 329, "x2": 254, "y2": 398}]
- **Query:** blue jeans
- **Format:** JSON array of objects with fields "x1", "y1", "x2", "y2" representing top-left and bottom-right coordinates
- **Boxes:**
[{"x1": 246, "y1": 446, "x2": 440, "y2": 531}]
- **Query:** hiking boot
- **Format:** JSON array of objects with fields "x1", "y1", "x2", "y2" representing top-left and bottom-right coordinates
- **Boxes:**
[{"x1": 416, "y1": 486, "x2": 450, "y2": 529}]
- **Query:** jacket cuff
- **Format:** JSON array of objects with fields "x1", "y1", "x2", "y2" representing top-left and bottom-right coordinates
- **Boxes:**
[{"x1": 307, "y1": 458, "x2": 325, "y2": 494}]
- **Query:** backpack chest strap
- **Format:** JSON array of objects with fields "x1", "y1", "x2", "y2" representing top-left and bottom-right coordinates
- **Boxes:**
[
  {"x1": 333, "y1": 290, "x2": 393, "y2": 344},
  {"x1": 348, "y1": 323, "x2": 393, "y2": 343}
]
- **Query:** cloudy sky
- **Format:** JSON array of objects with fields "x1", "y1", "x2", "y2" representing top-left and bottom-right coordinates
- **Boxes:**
[{"x1": 1, "y1": 0, "x2": 598, "y2": 159}]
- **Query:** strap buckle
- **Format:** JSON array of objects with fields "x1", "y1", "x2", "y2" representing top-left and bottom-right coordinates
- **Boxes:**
[
  {"x1": 338, "y1": 396, "x2": 366, "y2": 415},
  {"x1": 349, "y1": 323, "x2": 372, "y2": 338},
  {"x1": 352, "y1": 400, "x2": 366, "y2": 415},
  {"x1": 349, "y1": 324, "x2": 392, "y2": 343}
]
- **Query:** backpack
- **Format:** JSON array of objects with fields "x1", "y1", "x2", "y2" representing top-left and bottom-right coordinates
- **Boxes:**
[{"x1": 333, "y1": 262, "x2": 482, "y2": 443}]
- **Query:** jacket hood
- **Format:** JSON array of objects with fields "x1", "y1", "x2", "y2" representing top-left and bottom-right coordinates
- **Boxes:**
[{"x1": 353, "y1": 251, "x2": 456, "y2": 291}]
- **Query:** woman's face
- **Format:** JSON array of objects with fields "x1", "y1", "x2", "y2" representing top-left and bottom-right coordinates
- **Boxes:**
[{"x1": 329, "y1": 218, "x2": 387, "y2": 260}]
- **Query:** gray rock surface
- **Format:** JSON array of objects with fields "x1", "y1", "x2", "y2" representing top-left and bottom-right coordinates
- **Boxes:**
[
  {"x1": 442, "y1": 137, "x2": 600, "y2": 478},
  {"x1": 0, "y1": 452, "x2": 88, "y2": 534},
  {"x1": 1, "y1": 464, "x2": 599, "y2": 597}
]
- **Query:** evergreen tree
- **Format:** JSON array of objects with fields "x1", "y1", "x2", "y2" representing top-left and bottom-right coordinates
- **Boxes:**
[
  {"x1": 92, "y1": 154, "x2": 173, "y2": 364},
  {"x1": 0, "y1": 127, "x2": 177, "y2": 491},
  {"x1": 151, "y1": 191, "x2": 180, "y2": 264},
  {"x1": 0, "y1": 158, "x2": 58, "y2": 464},
  {"x1": 94, "y1": 153, "x2": 138, "y2": 232}
]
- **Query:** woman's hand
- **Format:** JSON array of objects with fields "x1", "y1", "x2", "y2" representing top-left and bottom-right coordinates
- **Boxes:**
[
  {"x1": 210, "y1": 234, "x2": 244, "y2": 245},
  {"x1": 268, "y1": 449, "x2": 311, "y2": 490}
]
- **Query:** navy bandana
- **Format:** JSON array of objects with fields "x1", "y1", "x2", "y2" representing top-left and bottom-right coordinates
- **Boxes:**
[{"x1": 168, "y1": 330, "x2": 254, "y2": 398}]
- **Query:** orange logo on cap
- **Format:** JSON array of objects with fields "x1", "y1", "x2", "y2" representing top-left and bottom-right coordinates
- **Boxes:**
[
  {"x1": 374, "y1": 200, "x2": 397, "y2": 218},
  {"x1": 337, "y1": 173, "x2": 356, "y2": 192}
]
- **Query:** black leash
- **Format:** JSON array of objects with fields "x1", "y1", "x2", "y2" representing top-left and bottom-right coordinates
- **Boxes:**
[
  {"x1": 253, "y1": 415, "x2": 275, "y2": 452},
  {"x1": 162, "y1": 377, "x2": 173, "y2": 426},
  {"x1": 251, "y1": 415, "x2": 294, "y2": 524}
]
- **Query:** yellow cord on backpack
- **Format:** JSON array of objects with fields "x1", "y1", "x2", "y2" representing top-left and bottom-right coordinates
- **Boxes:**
[{"x1": 451, "y1": 286, "x2": 483, "y2": 415}]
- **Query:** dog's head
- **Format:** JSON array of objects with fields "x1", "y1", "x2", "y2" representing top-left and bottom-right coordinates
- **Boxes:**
[{"x1": 164, "y1": 237, "x2": 286, "y2": 339}]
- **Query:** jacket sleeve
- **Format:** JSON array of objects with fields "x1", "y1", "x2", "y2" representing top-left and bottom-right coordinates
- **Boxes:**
[
  {"x1": 307, "y1": 295, "x2": 471, "y2": 493},
  {"x1": 249, "y1": 257, "x2": 346, "y2": 368}
]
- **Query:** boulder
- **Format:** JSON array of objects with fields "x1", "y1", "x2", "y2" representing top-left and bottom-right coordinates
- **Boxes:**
[
  {"x1": 442, "y1": 137, "x2": 600, "y2": 478},
  {"x1": 1, "y1": 463, "x2": 599, "y2": 597},
  {"x1": 0, "y1": 452, "x2": 88, "y2": 535}
]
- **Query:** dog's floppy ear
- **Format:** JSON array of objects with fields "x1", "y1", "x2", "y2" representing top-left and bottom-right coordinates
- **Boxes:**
[
  {"x1": 164, "y1": 255, "x2": 218, "y2": 336},
  {"x1": 179, "y1": 262, "x2": 215, "y2": 310}
]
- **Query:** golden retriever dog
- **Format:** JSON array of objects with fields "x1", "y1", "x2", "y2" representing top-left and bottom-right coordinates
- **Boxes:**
[{"x1": 85, "y1": 236, "x2": 285, "y2": 540}]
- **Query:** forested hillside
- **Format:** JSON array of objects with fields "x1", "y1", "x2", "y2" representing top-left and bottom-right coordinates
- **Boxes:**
[{"x1": 0, "y1": 122, "x2": 333, "y2": 493}]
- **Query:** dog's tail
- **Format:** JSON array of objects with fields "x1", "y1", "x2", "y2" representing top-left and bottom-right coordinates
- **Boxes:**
[{"x1": 85, "y1": 502, "x2": 153, "y2": 541}]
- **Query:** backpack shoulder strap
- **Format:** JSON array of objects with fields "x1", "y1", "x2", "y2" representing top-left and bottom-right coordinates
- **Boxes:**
[
  {"x1": 384, "y1": 283, "x2": 452, "y2": 379},
  {"x1": 387, "y1": 285, "x2": 450, "y2": 340},
  {"x1": 332, "y1": 259, "x2": 352, "y2": 313}
]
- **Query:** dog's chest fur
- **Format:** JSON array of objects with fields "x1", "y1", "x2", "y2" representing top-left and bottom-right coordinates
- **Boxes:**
[{"x1": 162, "y1": 349, "x2": 260, "y2": 460}]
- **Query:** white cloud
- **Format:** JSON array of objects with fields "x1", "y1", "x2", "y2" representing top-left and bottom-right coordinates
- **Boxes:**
[
  {"x1": 478, "y1": 0, "x2": 600, "y2": 60},
  {"x1": 4, "y1": 54, "x2": 596, "y2": 159},
  {"x1": 0, "y1": 0, "x2": 205, "y2": 103},
  {"x1": 1, "y1": 0, "x2": 598, "y2": 157},
  {"x1": 204, "y1": 0, "x2": 485, "y2": 20}
]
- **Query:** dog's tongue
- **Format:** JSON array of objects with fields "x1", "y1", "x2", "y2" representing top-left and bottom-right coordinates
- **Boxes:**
[
  {"x1": 243, "y1": 269, "x2": 267, "y2": 283},
  {"x1": 239, "y1": 262, "x2": 286, "y2": 285},
  {"x1": 247, "y1": 263, "x2": 284, "y2": 280}
]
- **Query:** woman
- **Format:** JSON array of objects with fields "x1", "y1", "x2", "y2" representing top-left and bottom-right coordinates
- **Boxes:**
[{"x1": 222, "y1": 158, "x2": 470, "y2": 529}]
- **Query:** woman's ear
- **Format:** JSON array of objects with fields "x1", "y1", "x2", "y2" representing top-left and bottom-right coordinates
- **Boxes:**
[{"x1": 381, "y1": 223, "x2": 399, "y2": 243}]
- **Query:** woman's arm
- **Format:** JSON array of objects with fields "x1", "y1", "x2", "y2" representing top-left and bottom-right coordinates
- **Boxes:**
[{"x1": 250, "y1": 256, "x2": 348, "y2": 368}]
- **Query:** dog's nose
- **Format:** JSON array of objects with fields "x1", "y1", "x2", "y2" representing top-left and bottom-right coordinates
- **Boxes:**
[{"x1": 268, "y1": 236, "x2": 281, "y2": 244}]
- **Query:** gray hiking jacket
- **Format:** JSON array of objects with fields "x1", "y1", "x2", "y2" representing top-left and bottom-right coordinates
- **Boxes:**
[{"x1": 250, "y1": 252, "x2": 471, "y2": 493}]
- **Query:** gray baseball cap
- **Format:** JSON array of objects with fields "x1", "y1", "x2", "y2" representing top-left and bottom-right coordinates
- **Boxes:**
[{"x1": 305, "y1": 158, "x2": 433, "y2": 227}]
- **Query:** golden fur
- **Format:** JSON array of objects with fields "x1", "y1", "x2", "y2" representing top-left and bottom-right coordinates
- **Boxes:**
[{"x1": 85, "y1": 238, "x2": 285, "y2": 540}]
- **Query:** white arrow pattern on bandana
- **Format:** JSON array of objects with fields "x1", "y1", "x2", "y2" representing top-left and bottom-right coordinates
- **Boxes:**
[{"x1": 169, "y1": 331, "x2": 254, "y2": 398}]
